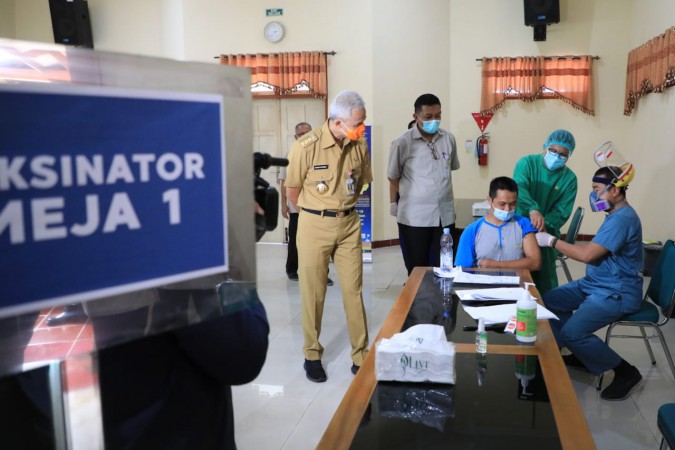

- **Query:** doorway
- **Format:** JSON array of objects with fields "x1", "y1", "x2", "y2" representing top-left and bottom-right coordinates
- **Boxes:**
[{"x1": 252, "y1": 97, "x2": 325, "y2": 243}]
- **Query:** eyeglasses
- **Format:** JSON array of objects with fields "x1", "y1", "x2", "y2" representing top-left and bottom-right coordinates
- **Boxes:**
[
  {"x1": 427, "y1": 142, "x2": 439, "y2": 160},
  {"x1": 547, "y1": 147, "x2": 570, "y2": 160}
]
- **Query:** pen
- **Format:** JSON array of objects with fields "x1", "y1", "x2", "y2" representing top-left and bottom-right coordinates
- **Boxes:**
[
  {"x1": 463, "y1": 323, "x2": 507, "y2": 332},
  {"x1": 460, "y1": 300, "x2": 517, "y2": 307}
]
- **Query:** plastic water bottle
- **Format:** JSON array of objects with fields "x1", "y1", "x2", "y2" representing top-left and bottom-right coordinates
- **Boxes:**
[{"x1": 440, "y1": 228, "x2": 453, "y2": 272}]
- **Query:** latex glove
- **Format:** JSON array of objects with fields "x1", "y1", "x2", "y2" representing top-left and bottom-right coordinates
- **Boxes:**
[
  {"x1": 535, "y1": 231, "x2": 556, "y2": 247},
  {"x1": 389, "y1": 202, "x2": 398, "y2": 217}
]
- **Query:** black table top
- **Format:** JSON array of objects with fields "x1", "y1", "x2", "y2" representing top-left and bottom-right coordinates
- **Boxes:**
[{"x1": 350, "y1": 270, "x2": 561, "y2": 450}]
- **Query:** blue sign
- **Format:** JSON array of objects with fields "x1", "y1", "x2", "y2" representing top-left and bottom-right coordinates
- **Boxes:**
[
  {"x1": 0, "y1": 85, "x2": 228, "y2": 314},
  {"x1": 356, "y1": 125, "x2": 373, "y2": 262}
]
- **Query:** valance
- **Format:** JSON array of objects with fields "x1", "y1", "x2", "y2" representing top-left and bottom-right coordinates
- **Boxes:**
[
  {"x1": 480, "y1": 55, "x2": 595, "y2": 116},
  {"x1": 219, "y1": 51, "x2": 327, "y2": 98},
  {"x1": 624, "y1": 27, "x2": 675, "y2": 116}
]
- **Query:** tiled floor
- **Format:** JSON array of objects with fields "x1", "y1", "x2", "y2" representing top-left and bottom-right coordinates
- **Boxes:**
[
  {"x1": 233, "y1": 243, "x2": 675, "y2": 450},
  {"x1": 23, "y1": 306, "x2": 96, "y2": 392}
]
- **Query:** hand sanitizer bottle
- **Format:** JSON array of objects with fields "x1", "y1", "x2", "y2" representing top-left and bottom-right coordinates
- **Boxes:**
[
  {"x1": 516, "y1": 282, "x2": 537, "y2": 343},
  {"x1": 476, "y1": 317, "x2": 488, "y2": 354}
]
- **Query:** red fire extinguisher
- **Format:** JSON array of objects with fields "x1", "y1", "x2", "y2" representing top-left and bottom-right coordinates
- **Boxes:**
[{"x1": 476, "y1": 132, "x2": 489, "y2": 166}]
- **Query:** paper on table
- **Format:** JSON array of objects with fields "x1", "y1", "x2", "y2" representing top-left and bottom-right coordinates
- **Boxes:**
[
  {"x1": 433, "y1": 267, "x2": 520, "y2": 285},
  {"x1": 462, "y1": 303, "x2": 559, "y2": 325},
  {"x1": 456, "y1": 287, "x2": 527, "y2": 301}
]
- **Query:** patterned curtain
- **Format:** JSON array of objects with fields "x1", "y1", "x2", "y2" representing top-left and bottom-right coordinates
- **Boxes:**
[
  {"x1": 219, "y1": 51, "x2": 327, "y2": 98},
  {"x1": 480, "y1": 56, "x2": 595, "y2": 116},
  {"x1": 624, "y1": 26, "x2": 675, "y2": 116}
]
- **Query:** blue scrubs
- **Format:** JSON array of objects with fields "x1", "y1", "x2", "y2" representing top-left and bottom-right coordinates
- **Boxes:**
[{"x1": 543, "y1": 205, "x2": 643, "y2": 375}]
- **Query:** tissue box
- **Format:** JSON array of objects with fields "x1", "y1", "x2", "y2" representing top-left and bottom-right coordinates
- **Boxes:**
[{"x1": 375, "y1": 324, "x2": 456, "y2": 384}]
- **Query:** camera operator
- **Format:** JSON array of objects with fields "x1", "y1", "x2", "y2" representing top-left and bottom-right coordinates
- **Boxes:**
[{"x1": 254, "y1": 152, "x2": 287, "y2": 241}]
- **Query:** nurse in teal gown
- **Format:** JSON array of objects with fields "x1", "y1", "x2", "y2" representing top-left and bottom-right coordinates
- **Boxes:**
[{"x1": 513, "y1": 129, "x2": 578, "y2": 294}]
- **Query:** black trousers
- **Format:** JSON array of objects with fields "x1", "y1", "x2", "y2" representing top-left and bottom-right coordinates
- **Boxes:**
[
  {"x1": 286, "y1": 212, "x2": 299, "y2": 275},
  {"x1": 398, "y1": 222, "x2": 454, "y2": 275}
]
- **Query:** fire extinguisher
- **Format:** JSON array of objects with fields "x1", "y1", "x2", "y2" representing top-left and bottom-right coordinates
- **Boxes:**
[{"x1": 476, "y1": 132, "x2": 489, "y2": 166}]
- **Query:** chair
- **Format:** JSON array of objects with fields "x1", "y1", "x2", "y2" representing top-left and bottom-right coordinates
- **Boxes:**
[
  {"x1": 557, "y1": 207, "x2": 585, "y2": 283},
  {"x1": 658, "y1": 403, "x2": 675, "y2": 450},
  {"x1": 597, "y1": 239, "x2": 675, "y2": 390}
]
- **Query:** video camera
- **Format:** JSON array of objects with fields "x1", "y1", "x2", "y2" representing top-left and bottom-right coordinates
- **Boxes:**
[{"x1": 254, "y1": 152, "x2": 288, "y2": 241}]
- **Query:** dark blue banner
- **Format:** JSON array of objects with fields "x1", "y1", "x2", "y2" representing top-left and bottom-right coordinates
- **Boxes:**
[
  {"x1": 356, "y1": 125, "x2": 372, "y2": 262},
  {"x1": 0, "y1": 85, "x2": 228, "y2": 313}
]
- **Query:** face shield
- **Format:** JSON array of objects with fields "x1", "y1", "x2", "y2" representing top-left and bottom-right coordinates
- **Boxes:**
[
  {"x1": 593, "y1": 141, "x2": 635, "y2": 188},
  {"x1": 590, "y1": 141, "x2": 635, "y2": 212}
]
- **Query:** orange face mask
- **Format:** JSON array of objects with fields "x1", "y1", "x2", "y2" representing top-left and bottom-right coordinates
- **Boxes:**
[{"x1": 342, "y1": 123, "x2": 366, "y2": 141}]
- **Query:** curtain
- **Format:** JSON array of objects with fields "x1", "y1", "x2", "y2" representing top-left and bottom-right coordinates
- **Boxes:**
[
  {"x1": 480, "y1": 56, "x2": 595, "y2": 116},
  {"x1": 624, "y1": 26, "x2": 675, "y2": 116},
  {"x1": 219, "y1": 51, "x2": 327, "y2": 98}
]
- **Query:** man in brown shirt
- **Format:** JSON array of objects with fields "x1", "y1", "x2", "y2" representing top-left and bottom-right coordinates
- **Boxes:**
[{"x1": 286, "y1": 90, "x2": 372, "y2": 382}]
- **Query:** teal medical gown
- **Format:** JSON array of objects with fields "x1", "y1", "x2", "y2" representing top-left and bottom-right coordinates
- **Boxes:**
[{"x1": 513, "y1": 154, "x2": 577, "y2": 294}]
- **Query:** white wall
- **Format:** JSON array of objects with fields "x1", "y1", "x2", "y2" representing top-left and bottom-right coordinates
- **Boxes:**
[
  {"x1": 0, "y1": 1, "x2": 15, "y2": 38},
  {"x1": 2, "y1": 0, "x2": 673, "y2": 241},
  {"x1": 448, "y1": 0, "x2": 633, "y2": 237},
  {"x1": 625, "y1": 0, "x2": 675, "y2": 241},
  {"x1": 371, "y1": 0, "x2": 451, "y2": 230}
]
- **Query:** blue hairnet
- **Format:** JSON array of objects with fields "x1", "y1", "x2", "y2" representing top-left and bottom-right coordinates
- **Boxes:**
[{"x1": 543, "y1": 129, "x2": 575, "y2": 154}]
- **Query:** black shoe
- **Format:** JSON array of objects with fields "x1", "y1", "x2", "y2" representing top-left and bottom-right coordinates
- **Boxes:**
[
  {"x1": 601, "y1": 365, "x2": 642, "y2": 401},
  {"x1": 563, "y1": 354, "x2": 590, "y2": 373},
  {"x1": 304, "y1": 359, "x2": 327, "y2": 383},
  {"x1": 287, "y1": 273, "x2": 299, "y2": 281},
  {"x1": 46, "y1": 305, "x2": 86, "y2": 326},
  {"x1": 327, "y1": 277, "x2": 334, "y2": 286},
  {"x1": 351, "y1": 364, "x2": 360, "y2": 375}
]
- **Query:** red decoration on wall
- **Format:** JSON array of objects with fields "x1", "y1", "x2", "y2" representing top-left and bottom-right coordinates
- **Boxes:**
[{"x1": 471, "y1": 112, "x2": 493, "y2": 132}]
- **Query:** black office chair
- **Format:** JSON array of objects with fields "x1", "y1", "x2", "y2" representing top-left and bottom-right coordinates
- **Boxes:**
[{"x1": 557, "y1": 207, "x2": 584, "y2": 283}]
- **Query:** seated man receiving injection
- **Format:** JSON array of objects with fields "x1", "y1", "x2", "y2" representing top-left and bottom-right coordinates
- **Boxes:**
[{"x1": 455, "y1": 176, "x2": 541, "y2": 271}]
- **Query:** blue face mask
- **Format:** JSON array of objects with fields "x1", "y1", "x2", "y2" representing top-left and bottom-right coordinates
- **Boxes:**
[
  {"x1": 420, "y1": 120, "x2": 440, "y2": 134},
  {"x1": 589, "y1": 188, "x2": 611, "y2": 212},
  {"x1": 493, "y1": 207, "x2": 515, "y2": 222},
  {"x1": 544, "y1": 150, "x2": 566, "y2": 170}
]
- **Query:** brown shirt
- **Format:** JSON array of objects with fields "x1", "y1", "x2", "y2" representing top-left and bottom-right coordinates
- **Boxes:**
[{"x1": 286, "y1": 120, "x2": 373, "y2": 211}]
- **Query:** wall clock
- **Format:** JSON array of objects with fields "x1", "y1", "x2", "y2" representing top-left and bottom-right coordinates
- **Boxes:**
[{"x1": 264, "y1": 21, "x2": 284, "y2": 43}]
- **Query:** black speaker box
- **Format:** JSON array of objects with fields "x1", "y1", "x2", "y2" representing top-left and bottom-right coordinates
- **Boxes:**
[
  {"x1": 524, "y1": 0, "x2": 560, "y2": 26},
  {"x1": 49, "y1": 0, "x2": 94, "y2": 48}
]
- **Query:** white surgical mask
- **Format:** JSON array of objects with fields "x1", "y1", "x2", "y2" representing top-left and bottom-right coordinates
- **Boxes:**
[{"x1": 493, "y1": 207, "x2": 515, "y2": 222}]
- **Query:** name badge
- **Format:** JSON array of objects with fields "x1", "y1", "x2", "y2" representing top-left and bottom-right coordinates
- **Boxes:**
[
  {"x1": 345, "y1": 169, "x2": 355, "y2": 196},
  {"x1": 313, "y1": 164, "x2": 328, "y2": 170}
]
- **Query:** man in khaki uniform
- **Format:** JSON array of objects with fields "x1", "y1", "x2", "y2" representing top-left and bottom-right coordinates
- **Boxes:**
[{"x1": 286, "y1": 90, "x2": 372, "y2": 383}]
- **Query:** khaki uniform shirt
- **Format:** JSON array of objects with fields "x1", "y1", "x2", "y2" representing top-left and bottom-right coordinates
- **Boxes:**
[
  {"x1": 387, "y1": 126, "x2": 460, "y2": 227},
  {"x1": 286, "y1": 120, "x2": 372, "y2": 211}
]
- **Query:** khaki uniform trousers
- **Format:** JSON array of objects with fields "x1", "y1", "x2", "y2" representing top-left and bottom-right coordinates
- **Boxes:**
[{"x1": 297, "y1": 210, "x2": 369, "y2": 365}]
